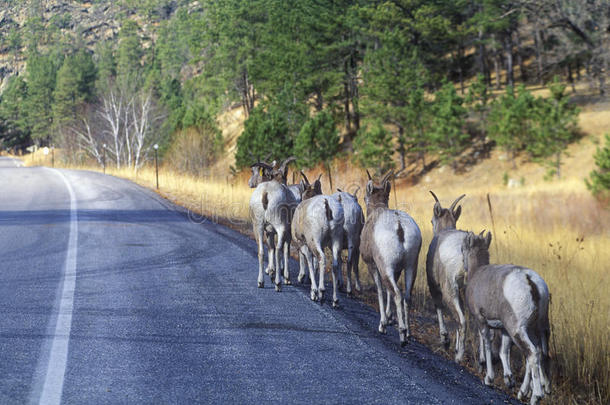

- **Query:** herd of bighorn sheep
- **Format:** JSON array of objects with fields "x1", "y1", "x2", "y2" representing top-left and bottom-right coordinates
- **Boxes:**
[{"x1": 247, "y1": 157, "x2": 551, "y2": 405}]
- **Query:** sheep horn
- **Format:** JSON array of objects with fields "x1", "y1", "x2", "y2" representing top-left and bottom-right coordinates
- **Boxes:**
[
  {"x1": 251, "y1": 161, "x2": 274, "y2": 171},
  {"x1": 316, "y1": 173, "x2": 323, "y2": 182},
  {"x1": 352, "y1": 186, "x2": 360, "y2": 198},
  {"x1": 366, "y1": 169, "x2": 373, "y2": 181},
  {"x1": 429, "y1": 190, "x2": 440, "y2": 204},
  {"x1": 449, "y1": 194, "x2": 466, "y2": 213},
  {"x1": 382, "y1": 170, "x2": 394, "y2": 184},
  {"x1": 278, "y1": 156, "x2": 296, "y2": 173},
  {"x1": 300, "y1": 171, "x2": 310, "y2": 184}
]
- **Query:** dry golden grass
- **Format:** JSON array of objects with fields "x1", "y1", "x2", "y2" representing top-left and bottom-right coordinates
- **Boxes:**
[
  {"x1": 16, "y1": 88, "x2": 609, "y2": 404},
  {"x1": 20, "y1": 147, "x2": 609, "y2": 404}
]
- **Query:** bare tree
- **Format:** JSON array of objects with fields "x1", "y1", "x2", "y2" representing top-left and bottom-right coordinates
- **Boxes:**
[{"x1": 98, "y1": 87, "x2": 125, "y2": 168}]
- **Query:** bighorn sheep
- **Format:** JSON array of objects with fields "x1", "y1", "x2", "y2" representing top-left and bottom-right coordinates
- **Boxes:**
[
  {"x1": 248, "y1": 158, "x2": 305, "y2": 204},
  {"x1": 292, "y1": 172, "x2": 344, "y2": 307},
  {"x1": 462, "y1": 231, "x2": 551, "y2": 405},
  {"x1": 332, "y1": 188, "x2": 364, "y2": 296},
  {"x1": 361, "y1": 171, "x2": 422, "y2": 346},
  {"x1": 425, "y1": 191, "x2": 469, "y2": 361},
  {"x1": 249, "y1": 157, "x2": 297, "y2": 290}
]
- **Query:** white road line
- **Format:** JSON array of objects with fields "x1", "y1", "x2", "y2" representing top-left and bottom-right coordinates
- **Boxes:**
[{"x1": 38, "y1": 169, "x2": 78, "y2": 405}]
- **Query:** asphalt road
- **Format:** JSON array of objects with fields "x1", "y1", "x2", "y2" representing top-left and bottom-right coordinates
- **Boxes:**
[{"x1": 0, "y1": 156, "x2": 515, "y2": 404}]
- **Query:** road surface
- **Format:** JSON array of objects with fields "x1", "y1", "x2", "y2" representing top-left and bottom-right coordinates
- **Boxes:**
[{"x1": 0, "y1": 157, "x2": 514, "y2": 404}]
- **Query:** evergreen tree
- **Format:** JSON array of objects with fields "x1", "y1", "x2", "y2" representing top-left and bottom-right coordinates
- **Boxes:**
[
  {"x1": 294, "y1": 110, "x2": 339, "y2": 188},
  {"x1": 586, "y1": 133, "x2": 610, "y2": 199},
  {"x1": 528, "y1": 76, "x2": 579, "y2": 179},
  {"x1": 117, "y1": 19, "x2": 143, "y2": 87},
  {"x1": 95, "y1": 40, "x2": 117, "y2": 89},
  {"x1": 487, "y1": 84, "x2": 535, "y2": 168},
  {"x1": 234, "y1": 104, "x2": 293, "y2": 169},
  {"x1": 352, "y1": 121, "x2": 395, "y2": 174},
  {"x1": 428, "y1": 81, "x2": 469, "y2": 170},
  {"x1": 53, "y1": 56, "x2": 80, "y2": 128},
  {"x1": 0, "y1": 76, "x2": 30, "y2": 149},
  {"x1": 24, "y1": 52, "x2": 58, "y2": 144}
]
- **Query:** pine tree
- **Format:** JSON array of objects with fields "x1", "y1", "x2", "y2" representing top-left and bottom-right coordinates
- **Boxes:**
[
  {"x1": 352, "y1": 121, "x2": 395, "y2": 175},
  {"x1": 586, "y1": 133, "x2": 610, "y2": 199},
  {"x1": 294, "y1": 110, "x2": 339, "y2": 189},
  {"x1": 428, "y1": 81, "x2": 469, "y2": 170},
  {"x1": 528, "y1": 76, "x2": 579, "y2": 179},
  {"x1": 0, "y1": 76, "x2": 30, "y2": 149},
  {"x1": 487, "y1": 84, "x2": 535, "y2": 168},
  {"x1": 24, "y1": 52, "x2": 58, "y2": 144}
]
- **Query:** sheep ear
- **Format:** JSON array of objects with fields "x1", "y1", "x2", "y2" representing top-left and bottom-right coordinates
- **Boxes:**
[
  {"x1": 366, "y1": 169, "x2": 373, "y2": 181},
  {"x1": 485, "y1": 231, "x2": 492, "y2": 248},
  {"x1": 366, "y1": 180, "x2": 374, "y2": 195},
  {"x1": 337, "y1": 188, "x2": 343, "y2": 193},
  {"x1": 352, "y1": 186, "x2": 360, "y2": 199},
  {"x1": 314, "y1": 179, "x2": 322, "y2": 194},
  {"x1": 433, "y1": 202, "x2": 442, "y2": 218},
  {"x1": 453, "y1": 205, "x2": 462, "y2": 221}
]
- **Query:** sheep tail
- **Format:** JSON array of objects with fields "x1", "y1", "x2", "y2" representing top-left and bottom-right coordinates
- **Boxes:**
[
  {"x1": 324, "y1": 199, "x2": 333, "y2": 221},
  {"x1": 396, "y1": 220, "x2": 405, "y2": 244},
  {"x1": 262, "y1": 191, "x2": 269, "y2": 210}
]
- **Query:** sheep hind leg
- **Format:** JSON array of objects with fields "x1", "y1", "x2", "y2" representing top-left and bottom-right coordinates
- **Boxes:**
[
  {"x1": 371, "y1": 265, "x2": 387, "y2": 334},
  {"x1": 331, "y1": 242, "x2": 342, "y2": 308},
  {"x1": 255, "y1": 225, "x2": 265, "y2": 288},
  {"x1": 297, "y1": 251, "x2": 307, "y2": 283},
  {"x1": 499, "y1": 332, "x2": 515, "y2": 388},
  {"x1": 481, "y1": 326, "x2": 495, "y2": 386},
  {"x1": 436, "y1": 307, "x2": 449, "y2": 348},
  {"x1": 389, "y1": 276, "x2": 407, "y2": 346},
  {"x1": 452, "y1": 295, "x2": 467, "y2": 362},
  {"x1": 273, "y1": 229, "x2": 286, "y2": 292},
  {"x1": 282, "y1": 239, "x2": 291, "y2": 285},
  {"x1": 385, "y1": 289, "x2": 394, "y2": 324},
  {"x1": 303, "y1": 247, "x2": 318, "y2": 301},
  {"x1": 353, "y1": 247, "x2": 362, "y2": 292},
  {"x1": 345, "y1": 246, "x2": 353, "y2": 296},
  {"x1": 316, "y1": 245, "x2": 326, "y2": 304},
  {"x1": 514, "y1": 327, "x2": 544, "y2": 404}
]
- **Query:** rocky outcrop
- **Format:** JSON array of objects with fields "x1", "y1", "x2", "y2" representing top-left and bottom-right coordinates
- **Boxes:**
[{"x1": 0, "y1": 1, "x2": 178, "y2": 91}]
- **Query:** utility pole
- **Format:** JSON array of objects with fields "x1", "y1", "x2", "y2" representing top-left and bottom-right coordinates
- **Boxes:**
[
  {"x1": 153, "y1": 144, "x2": 159, "y2": 190},
  {"x1": 51, "y1": 145, "x2": 55, "y2": 168},
  {"x1": 102, "y1": 144, "x2": 106, "y2": 174}
]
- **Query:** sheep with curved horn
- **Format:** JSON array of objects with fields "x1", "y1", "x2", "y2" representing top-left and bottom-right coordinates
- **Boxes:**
[
  {"x1": 292, "y1": 172, "x2": 344, "y2": 306},
  {"x1": 425, "y1": 191, "x2": 470, "y2": 362},
  {"x1": 462, "y1": 231, "x2": 551, "y2": 405},
  {"x1": 249, "y1": 156, "x2": 298, "y2": 290},
  {"x1": 360, "y1": 170, "x2": 422, "y2": 346},
  {"x1": 331, "y1": 186, "x2": 365, "y2": 296}
]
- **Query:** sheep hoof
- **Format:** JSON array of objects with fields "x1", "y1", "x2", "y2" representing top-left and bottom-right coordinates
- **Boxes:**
[
  {"x1": 503, "y1": 374, "x2": 515, "y2": 388},
  {"x1": 484, "y1": 375, "x2": 494, "y2": 386},
  {"x1": 297, "y1": 274, "x2": 305, "y2": 283},
  {"x1": 355, "y1": 283, "x2": 361, "y2": 292},
  {"x1": 530, "y1": 395, "x2": 541, "y2": 405},
  {"x1": 284, "y1": 278, "x2": 292, "y2": 285},
  {"x1": 275, "y1": 284, "x2": 281, "y2": 292},
  {"x1": 310, "y1": 290, "x2": 318, "y2": 301},
  {"x1": 517, "y1": 390, "x2": 525, "y2": 401},
  {"x1": 257, "y1": 281, "x2": 264, "y2": 288},
  {"x1": 332, "y1": 299, "x2": 339, "y2": 308},
  {"x1": 347, "y1": 290, "x2": 353, "y2": 298},
  {"x1": 378, "y1": 324, "x2": 386, "y2": 334}
]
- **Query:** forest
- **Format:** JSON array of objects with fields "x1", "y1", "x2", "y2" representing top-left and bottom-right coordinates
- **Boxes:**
[{"x1": 0, "y1": 0, "x2": 608, "y2": 185}]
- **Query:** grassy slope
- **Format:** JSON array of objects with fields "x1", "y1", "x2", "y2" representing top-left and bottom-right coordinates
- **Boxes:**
[{"x1": 16, "y1": 85, "x2": 609, "y2": 404}]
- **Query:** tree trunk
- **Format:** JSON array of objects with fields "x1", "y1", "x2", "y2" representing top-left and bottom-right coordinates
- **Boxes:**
[
  {"x1": 477, "y1": 28, "x2": 489, "y2": 84},
  {"x1": 567, "y1": 63, "x2": 576, "y2": 93},
  {"x1": 504, "y1": 33, "x2": 514, "y2": 87},
  {"x1": 556, "y1": 151, "x2": 561, "y2": 179},
  {"x1": 326, "y1": 162, "x2": 333, "y2": 192},
  {"x1": 397, "y1": 126, "x2": 406, "y2": 171},
  {"x1": 494, "y1": 52, "x2": 501, "y2": 89},
  {"x1": 343, "y1": 60, "x2": 351, "y2": 135},
  {"x1": 534, "y1": 27, "x2": 544, "y2": 84},
  {"x1": 514, "y1": 31, "x2": 527, "y2": 83},
  {"x1": 350, "y1": 52, "x2": 360, "y2": 133},
  {"x1": 315, "y1": 88, "x2": 323, "y2": 112}
]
